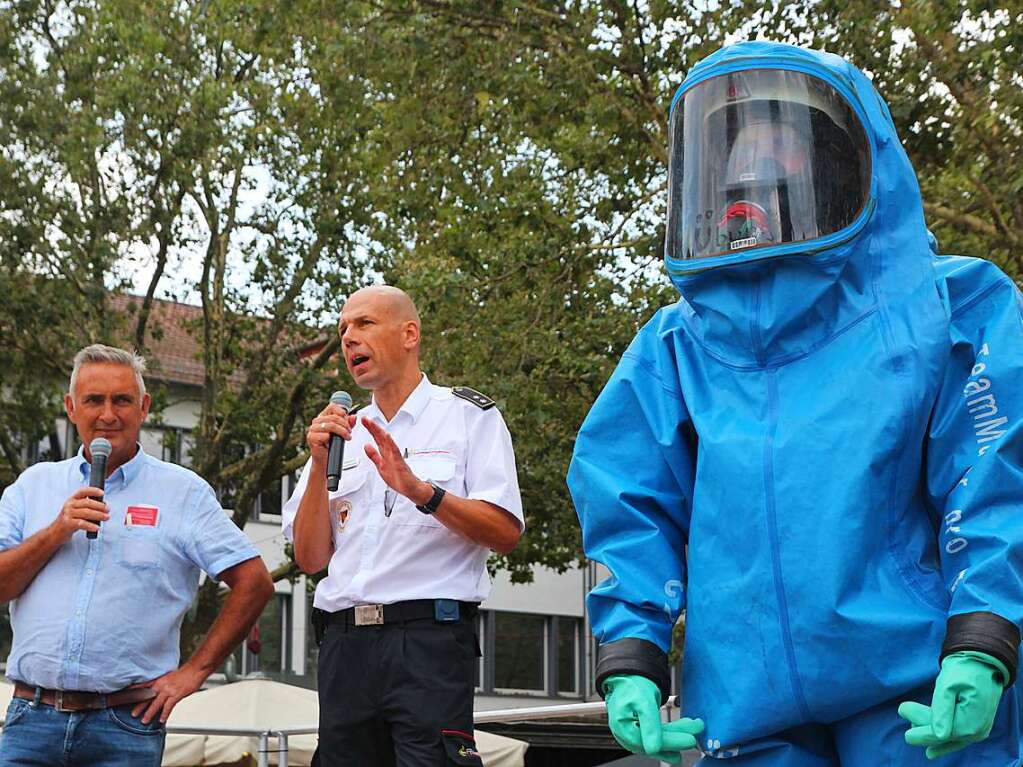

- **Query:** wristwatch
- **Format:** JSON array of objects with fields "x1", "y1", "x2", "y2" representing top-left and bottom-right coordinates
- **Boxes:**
[{"x1": 416, "y1": 482, "x2": 446, "y2": 515}]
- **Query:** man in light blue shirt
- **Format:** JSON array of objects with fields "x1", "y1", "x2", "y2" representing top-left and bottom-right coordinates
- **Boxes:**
[{"x1": 0, "y1": 344, "x2": 274, "y2": 767}]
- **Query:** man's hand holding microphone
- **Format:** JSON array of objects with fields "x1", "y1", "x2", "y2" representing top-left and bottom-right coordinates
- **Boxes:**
[
  {"x1": 52, "y1": 488, "x2": 109, "y2": 542},
  {"x1": 307, "y1": 392, "x2": 355, "y2": 487},
  {"x1": 294, "y1": 392, "x2": 355, "y2": 573},
  {"x1": 52, "y1": 437, "x2": 112, "y2": 543}
]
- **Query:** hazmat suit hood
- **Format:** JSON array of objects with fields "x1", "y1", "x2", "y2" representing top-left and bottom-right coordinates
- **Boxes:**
[{"x1": 664, "y1": 41, "x2": 936, "y2": 369}]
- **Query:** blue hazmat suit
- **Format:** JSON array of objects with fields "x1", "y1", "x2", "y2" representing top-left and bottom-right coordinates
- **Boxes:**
[{"x1": 568, "y1": 41, "x2": 1023, "y2": 763}]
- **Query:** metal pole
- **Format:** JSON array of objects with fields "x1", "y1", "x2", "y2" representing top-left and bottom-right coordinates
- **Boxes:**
[
  {"x1": 277, "y1": 731, "x2": 289, "y2": 766},
  {"x1": 258, "y1": 732, "x2": 270, "y2": 767},
  {"x1": 660, "y1": 697, "x2": 671, "y2": 767}
]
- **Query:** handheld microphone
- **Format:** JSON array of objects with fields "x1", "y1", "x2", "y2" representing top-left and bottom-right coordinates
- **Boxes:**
[
  {"x1": 86, "y1": 437, "x2": 112, "y2": 540},
  {"x1": 326, "y1": 391, "x2": 353, "y2": 492}
]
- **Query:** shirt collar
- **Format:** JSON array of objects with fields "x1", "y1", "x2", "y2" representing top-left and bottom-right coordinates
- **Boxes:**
[
  {"x1": 76, "y1": 442, "x2": 147, "y2": 487},
  {"x1": 366, "y1": 373, "x2": 433, "y2": 425}
]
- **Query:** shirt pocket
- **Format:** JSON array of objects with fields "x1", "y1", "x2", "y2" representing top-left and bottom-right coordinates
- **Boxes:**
[
  {"x1": 407, "y1": 452, "x2": 458, "y2": 490},
  {"x1": 116, "y1": 526, "x2": 164, "y2": 570},
  {"x1": 403, "y1": 452, "x2": 458, "y2": 527},
  {"x1": 333, "y1": 455, "x2": 370, "y2": 497}
]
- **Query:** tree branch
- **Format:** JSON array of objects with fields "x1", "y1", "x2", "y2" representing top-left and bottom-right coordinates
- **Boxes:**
[
  {"x1": 924, "y1": 202, "x2": 1004, "y2": 241},
  {"x1": 227, "y1": 334, "x2": 342, "y2": 529},
  {"x1": 0, "y1": 424, "x2": 25, "y2": 477},
  {"x1": 136, "y1": 186, "x2": 187, "y2": 351}
]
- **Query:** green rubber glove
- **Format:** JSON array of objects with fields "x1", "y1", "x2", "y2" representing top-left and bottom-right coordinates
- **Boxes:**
[
  {"x1": 603, "y1": 674, "x2": 705, "y2": 764},
  {"x1": 898, "y1": 651, "x2": 1008, "y2": 759}
]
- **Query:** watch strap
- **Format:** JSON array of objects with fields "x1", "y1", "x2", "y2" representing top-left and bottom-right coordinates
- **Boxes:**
[{"x1": 416, "y1": 482, "x2": 446, "y2": 515}]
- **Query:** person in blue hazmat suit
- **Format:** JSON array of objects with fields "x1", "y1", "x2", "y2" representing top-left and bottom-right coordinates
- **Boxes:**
[{"x1": 567, "y1": 40, "x2": 1023, "y2": 765}]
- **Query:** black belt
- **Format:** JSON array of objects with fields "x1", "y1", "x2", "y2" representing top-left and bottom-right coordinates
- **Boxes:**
[{"x1": 326, "y1": 599, "x2": 478, "y2": 627}]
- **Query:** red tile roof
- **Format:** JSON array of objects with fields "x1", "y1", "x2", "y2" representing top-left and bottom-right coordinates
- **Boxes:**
[
  {"x1": 110, "y1": 294, "x2": 335, "y2": 388},
  {"x1": 110, "y1": 295, "x2": 207, "y2": 386}
]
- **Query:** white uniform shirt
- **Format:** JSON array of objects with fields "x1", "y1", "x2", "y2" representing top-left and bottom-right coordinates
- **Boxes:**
[{"x1": 282, "y1": 374, "x2": 523, "y2": 611}]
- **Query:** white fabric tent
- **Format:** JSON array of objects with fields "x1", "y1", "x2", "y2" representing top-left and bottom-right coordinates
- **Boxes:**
[
  {"x1": 467, "y1": 728, "x2": 529, "y2": 767},
  {"x1": 163, "y1": 678, "x2": 527, "y2": 767},
  {"x1": 163, "y1": 678, "x2": 319, "y2": 766},
  {"x1": 0, "y1": 680, "x2": 12, "y2": 713}
]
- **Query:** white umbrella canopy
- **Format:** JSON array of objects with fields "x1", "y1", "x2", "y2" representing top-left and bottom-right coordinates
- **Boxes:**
[
  {"x1": 162, "y1": 729, "x2": 208, "y2": 765},
  {"x1": 163, "y1": 678, "x2": 318, "y2": 766},
  {"x1": 163, "y1": 678, "x2": 527, "y2": 767},
  {"x1": 473, "y1": 729, "x2": 529, "y2": 767},
  {"x1": 0, "y1": 679, "x2": 13, "y2": 715}
]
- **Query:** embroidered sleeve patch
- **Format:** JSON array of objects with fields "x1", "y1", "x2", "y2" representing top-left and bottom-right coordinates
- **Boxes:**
[{"x1": 441, "y1": 729, "x2": 484, "y2": 765}]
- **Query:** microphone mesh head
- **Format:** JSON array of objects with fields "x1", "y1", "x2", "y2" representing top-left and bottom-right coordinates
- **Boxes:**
[
  {"x1": 330, "y1": 391, "x2": 353, "y2": 409},
  {"x1": 90, "y1": 437, "x2": 113, "y2": 458}
]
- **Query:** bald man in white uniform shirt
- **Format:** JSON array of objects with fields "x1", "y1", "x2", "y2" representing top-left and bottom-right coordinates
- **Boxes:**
[{"x1": 282, "y1": 286, "x2": 523, "y2": 767}]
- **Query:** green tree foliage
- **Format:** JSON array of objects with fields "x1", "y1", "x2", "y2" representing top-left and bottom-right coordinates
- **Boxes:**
[
  {"x1": 1, "y1": 0, "x2": 1019, "y2": 652},
  {"x1": 798, "y1": 1, "x2": 1023, "y2": 274},
  {"x1": 0, "y1": 0, "x2": 371, "y2": 652}
]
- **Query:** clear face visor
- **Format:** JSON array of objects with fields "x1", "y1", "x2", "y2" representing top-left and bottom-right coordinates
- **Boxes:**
[{"x1": 666, "y1": 70, "x2": 871, "y2": 262}]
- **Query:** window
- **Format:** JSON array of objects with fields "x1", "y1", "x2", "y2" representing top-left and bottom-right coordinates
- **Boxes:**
[
  {"x1": 216, "y1": 443, "x2": 248, "y2": 511},
  {"x1": 67, "y1": 424, "x2": 82, "y2": 458},
  {"x1": 248, "y1": 594, "x2": 291, "y2": 674},
  {"x1": 158, "y1": 428, "x2": 183, "y2": 464},
  {"x1": 25, "y1": 419, "x2": 73, "y2": 465},
  {"x1": 160, "y1": 430, "x2": 178, "y2": 463},
  {"x1": 477, "y1": 611, "x2": 583, "y2": 698},
  {"x1": 474, "y1": 611, "x2": 483, "y2": 691},
  {"x1": 256, "y1": 480, "x2": 284, "y2": 519},
  {"x1": 139, "y1": 427, "x2": 165, "y2": 460},
  {"x1": 139, "y1": 426, "x2": 195, "y2": 465},
  {"x1": 179, "y1": 432, "x2": 195, "y2": 467},
  {"x1": 217, "y1": 445, "x2": 292, "y2": 518},
  {"x1": 225, "y1": 593, "x2": 292, "y2": 678},
  {"x1": 493, "y1": 612, "x2": 546, "y2": 692},
  {"x1": 556, "y1": 616, "x2": 579, "y2": 694},
  {"x1": 305, "y1": 588, "x2": 319, "y2": 682}
]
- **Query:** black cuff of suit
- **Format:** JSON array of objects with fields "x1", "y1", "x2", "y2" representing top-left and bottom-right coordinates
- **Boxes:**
[
  {"x1": 941, "y1": 611, "x2": 1020, "y2": 687},
  {"x1": 594, "y1": 637, "x2": 671, "y2": 705}
]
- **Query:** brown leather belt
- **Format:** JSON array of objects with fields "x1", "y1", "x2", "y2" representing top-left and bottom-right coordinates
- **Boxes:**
[{"x1": 13, "y1": 682, "x2": 158, "y2": 713}]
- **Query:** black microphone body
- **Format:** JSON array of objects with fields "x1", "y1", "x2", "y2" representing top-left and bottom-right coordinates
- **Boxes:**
[
  {"x1": 326, "y1": 436, "x2": 345, "y2": 492},
  {"x1": 326, "y1": 391, "x2": 353, "y2": 492},
  {"x1": 86, "y1": 438, "x2": 112, "y2": 540}
]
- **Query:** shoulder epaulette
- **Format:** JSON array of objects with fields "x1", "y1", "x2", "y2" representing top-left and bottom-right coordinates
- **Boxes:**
[{"x1": 451, "y1": 386, "x2": 495, "y2": 410}]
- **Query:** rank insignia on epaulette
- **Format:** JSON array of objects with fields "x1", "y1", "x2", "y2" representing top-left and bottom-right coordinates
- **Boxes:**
[{"x1": 452, "y1": 386, "x2": 495, "y2": 410}]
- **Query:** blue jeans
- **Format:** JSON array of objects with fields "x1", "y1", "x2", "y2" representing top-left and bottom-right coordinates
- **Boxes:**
[{"x1": 0, "y1": 697, "x2": 165, "y2": 766}]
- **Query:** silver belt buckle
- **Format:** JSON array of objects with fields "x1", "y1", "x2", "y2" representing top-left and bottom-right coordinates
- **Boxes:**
[
  {"x1": 54, "y1": 690, "x2": 70, "y2": 713},
  {"x1": 354, "y1": 604, "x2": 384, "y2": 626}
]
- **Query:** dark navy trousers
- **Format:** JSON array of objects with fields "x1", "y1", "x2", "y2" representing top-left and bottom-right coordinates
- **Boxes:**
[{"x1": 314, "y1": 614, "x2": 483, "y2": 766}]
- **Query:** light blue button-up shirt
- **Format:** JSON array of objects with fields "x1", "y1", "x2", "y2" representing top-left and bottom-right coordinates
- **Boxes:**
[{"x1": 0, "y1": 446, "x2": 258, "y2": 693}]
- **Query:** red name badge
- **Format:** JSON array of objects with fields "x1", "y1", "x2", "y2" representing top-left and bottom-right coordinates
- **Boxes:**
[{"x1": 126, "y1": 505, "x2": 159, "y2": 527}]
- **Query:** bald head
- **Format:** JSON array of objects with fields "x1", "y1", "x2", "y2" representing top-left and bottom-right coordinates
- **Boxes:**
[
  {"x1": 346, "y1": 285, "x2": 421, "y2": 326},
  {"x1": 339, "y1": 285, "x2": 422, "y2": 392}
]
